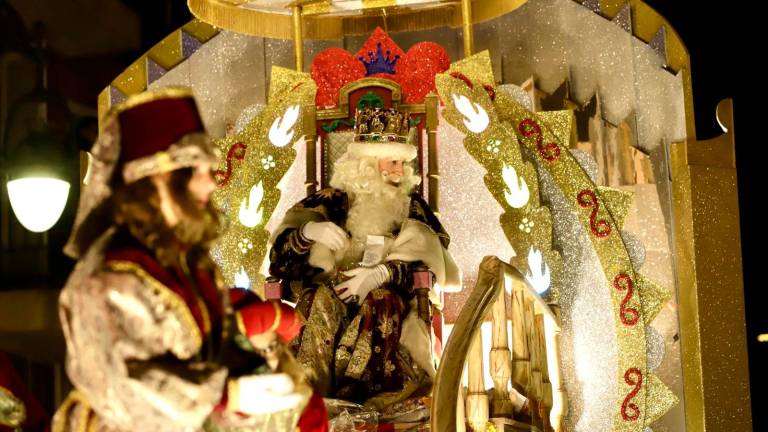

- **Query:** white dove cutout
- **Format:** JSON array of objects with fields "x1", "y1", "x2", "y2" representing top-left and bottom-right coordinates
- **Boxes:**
[
  {"x1": 525, "y1": 248, "x2": 551, "y2": 294},
  {"x1": 451, "y1": 94, "x2": 490, "y2": 133},
  {"x1": 502, "y1": 163, "x2": 530, "y2": 209},
  {"x1": 239, "y1": 181, "x2": 264, "y2": 228},
  {"x1": 234, "y1": 267, "x2": 250, "y2": 290},
  {"x1": 268, "y1": 105, "x2": 300, "y2": 148}
]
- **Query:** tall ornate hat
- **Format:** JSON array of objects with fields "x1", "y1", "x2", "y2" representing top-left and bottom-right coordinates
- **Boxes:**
[
  {"x1": 64, "y1": 87, "x2": 216, "y2": 258},
  {"x1": 113, "y1": 88, "x2": 216, "y2": 183},
  {"x1": 349, "y1": 106, "x2": 417, "y2": 161}
]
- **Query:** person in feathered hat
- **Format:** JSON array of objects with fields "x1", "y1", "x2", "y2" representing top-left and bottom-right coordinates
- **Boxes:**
[
  {"x1": 53, "y1": 88, "x2": 310, "y2": 432},
  {"x1": 268, "y1": 105, "x2": 461, "y2": 410}
]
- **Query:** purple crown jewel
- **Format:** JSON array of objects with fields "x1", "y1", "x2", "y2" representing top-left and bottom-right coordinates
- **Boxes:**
[{"x1": 358, "y1": 42, "x2": 400, "y2": 76}]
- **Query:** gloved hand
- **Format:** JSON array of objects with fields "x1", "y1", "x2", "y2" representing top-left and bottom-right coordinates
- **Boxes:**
[
  {"x1": 301, "y1": 221, "x2": 348, "y2": 251},
  {"x1": 334, "y1": 264, "x2": 391, "y2": 304},
  {"x1": 229, "y1": 373, "x2": 303, "y2": 414}
]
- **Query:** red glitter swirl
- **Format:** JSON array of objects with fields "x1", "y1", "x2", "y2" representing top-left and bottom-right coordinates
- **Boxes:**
[
  {"x1": 614, "y1": 273, "x2": 640, "y2": 326},
  {"x1": 517, "y1": 118, "x2": 561, "y2": 161},
  {"x1": 483, "y1": 84, "x2": 496, "y2": 101},
  {"x1": 621, "y1": 368, "x2": 643, "y2": 421},
  {"x1": 577, "y1": 189, "x2": 612, "y2": 238},
  {"x1": 214, "y1": 142, "x2": 247, "y2": 187},
  {"x1": 449, "y1": 72, "x2": 474, "y2": 89}
]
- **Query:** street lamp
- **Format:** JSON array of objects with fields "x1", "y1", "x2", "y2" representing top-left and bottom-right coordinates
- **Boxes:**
[
  {"x1": 4, "y1": 127, "x2": 71, "y2": 232},
  {"x1": 2, "y1": 20, "x2": 74, "y2": 233}
]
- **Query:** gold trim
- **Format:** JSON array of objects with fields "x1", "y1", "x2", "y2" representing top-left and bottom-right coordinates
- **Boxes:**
[
  {"x1": 235, "y1": 310, "x2": 247, "y2": 335},
  {"x1": 0, "y1": 385, "x2": 25, "y2": 427},
  {"x1": 227, "y1": 378, "x2": 241, "y2": 411},
  {"x1": 106, "y1": 86, "x2": 195, "y2": 120},
  {"x1": 269, "y1": 300, "x2": 282, "y2": 333},
  {"x1": 105, "y1": 260, "x2": 204, "y2": 353},
  {"x1": 188, "y1": 0, "x2": 531, "y2": 40},
  {"x1": 51, "y1": 390, "x2": 89, "y2": 432},
  {"x1": 112, "y1": 59, "x2": 148, "y2": 100},
  {"x1": 317, "y1": 77, "x2": 403, "y2": 120},
  {"x1": 188, "y1": 0, "x2": 296, "y2": 39},
  {"x1": 671, "y1": 98, "x2": 751, "y2": 431},
  {"x1": 147, "y1": 31, "x2": 184, "y2": 70}
]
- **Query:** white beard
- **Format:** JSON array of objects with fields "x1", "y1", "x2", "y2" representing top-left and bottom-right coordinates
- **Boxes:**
[
  {"x1": 329, "y1": 155, "x2": 419, "y2": 267},
  {"x1": 343, "y1": 176, "x2": 412, "y2": 268},
  {"x1": 346, "y1": 190, "x2": 410, "y2": 241}
]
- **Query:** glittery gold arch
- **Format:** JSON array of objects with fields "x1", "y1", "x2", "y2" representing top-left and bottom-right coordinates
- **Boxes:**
[
  {"x1": 211, "y1": 67, "x2": 317, "y2": 293},
  {"x1": 435, "y1": 51, "x2": 676, "y2": 431}
]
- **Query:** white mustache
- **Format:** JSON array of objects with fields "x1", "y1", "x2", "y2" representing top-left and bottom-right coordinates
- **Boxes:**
[{"x1": 381, "y1": 171, "x2": 403, "y2": 184}]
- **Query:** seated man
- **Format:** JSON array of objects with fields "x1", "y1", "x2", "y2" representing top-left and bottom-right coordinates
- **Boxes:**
[{"x1": 268, "y1": 107, "x2": 461, "y2": 410}]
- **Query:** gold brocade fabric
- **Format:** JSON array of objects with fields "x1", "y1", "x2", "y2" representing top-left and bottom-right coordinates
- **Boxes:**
[{"x1": 294, "y1": 286, "x2": 431, "y2": 411}]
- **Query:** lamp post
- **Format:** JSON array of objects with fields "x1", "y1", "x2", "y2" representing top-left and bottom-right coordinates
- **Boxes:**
[
  {"x1": 4, "y1": 127, "x2": 71, "y2": 233},
  {"x1": 2, "y1": 22, "x2": 73, "y2": 234}
]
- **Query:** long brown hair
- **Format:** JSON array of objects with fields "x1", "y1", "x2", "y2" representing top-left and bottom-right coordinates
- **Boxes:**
[
  {"x1": 73, "y1": 167, "x2": 221, "y2": 269},
  {"x1": 115, "y1": 167, "x2": 220, "y2": 268}
]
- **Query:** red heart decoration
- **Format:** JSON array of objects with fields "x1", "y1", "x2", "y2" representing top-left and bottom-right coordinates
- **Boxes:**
[
  {"x1": 311, "y1": 27, "x2": 450, "y2": 107},
  {"x1": 311, "y1": 47, "x2": 366, "y2": 108},
  {"x1": 396, "y1": 41, "x2": 451, "y2": 103}
]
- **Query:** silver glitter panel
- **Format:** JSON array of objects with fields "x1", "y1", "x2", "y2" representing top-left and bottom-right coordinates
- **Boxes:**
[
  {"x1": 536, "y1": 152, "x2": 618, "y2": 432},
  {"x1": 620, "y1": 230, "x2": 646, "y2": 270},
  {"x1": 437, "y1": 110, "x2": 516, "y2": 291},
  {"x1": 645, "y1": 325, "x2": 665, "y2": 372},
  {"x1": 474, "y1": 0, "x2": 686, "y2": 151},
  {"x1": 569, "y1": 149, "x2": 600, "y2": 184}
]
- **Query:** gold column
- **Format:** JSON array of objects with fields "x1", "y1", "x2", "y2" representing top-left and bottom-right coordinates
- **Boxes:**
[
  {"x1": 425, "y1": 93, "x2": 439, "y2": 212},
  {"x1": 671, "y1": 98, "x2": 752, "y2": 431},
  {"x1": 304, "y1": 103, "x2": 317, "y2": 195},
  {"x1": 292, "y1": 5, "x2": 304, "y2": 72},
  {"x1": 461, "y1": 0, "x2": 474, "y2": 57}
]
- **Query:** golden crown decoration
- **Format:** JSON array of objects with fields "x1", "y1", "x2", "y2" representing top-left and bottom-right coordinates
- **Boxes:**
[{"x1": 354, "y1": 106, "x2": 412, "y2": 143}]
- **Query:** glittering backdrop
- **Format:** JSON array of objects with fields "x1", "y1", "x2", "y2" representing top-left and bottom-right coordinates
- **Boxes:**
[
  {"x1": 537, "y1": 155, "x2": 619, "y2": 432},
  {"x1": 438, "y1": 112, "x2": 515, "y2": 322},
  {"x1": 475, "y1": 0, "x2": 686, "y2": 152}
]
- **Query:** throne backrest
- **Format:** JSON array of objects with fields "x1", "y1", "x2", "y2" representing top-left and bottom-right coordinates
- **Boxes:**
[{"x1": 315, "y1": 77, "x2": 436, "y2": 193}]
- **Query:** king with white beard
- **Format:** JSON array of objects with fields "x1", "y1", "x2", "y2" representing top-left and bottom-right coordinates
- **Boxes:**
[{"x1": 268, "y1": 107, "x2": 460, "y2": 410}]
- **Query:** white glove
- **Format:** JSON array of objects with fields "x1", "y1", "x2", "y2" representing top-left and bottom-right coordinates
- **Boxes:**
[
  {"x1": 334, "y1": 264, "x2": 391, "y2": 304},
  {"x1": 230, "y1": 373, "x2": 303, "y2": 415},
  {"x1": 301, "y1": 221, "x2": 348, "y2": 251}
]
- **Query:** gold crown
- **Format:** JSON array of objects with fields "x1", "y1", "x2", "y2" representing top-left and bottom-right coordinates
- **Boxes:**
[{"x1": 354, "y1": 107, "x2": 412, "y2": 143}]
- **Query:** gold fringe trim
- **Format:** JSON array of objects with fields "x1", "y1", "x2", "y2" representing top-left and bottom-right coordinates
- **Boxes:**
[{"x1": 106, "y1": 260, "x2": 204, "y2": 354}]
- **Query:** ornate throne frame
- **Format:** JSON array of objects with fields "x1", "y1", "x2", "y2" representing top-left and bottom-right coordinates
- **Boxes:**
[
  {"x1": 307, "y1": 77, "x2": 441, "y2": 211},
  {"x1": 308, "y1": 76, "x2": 445, "y2": 345}
]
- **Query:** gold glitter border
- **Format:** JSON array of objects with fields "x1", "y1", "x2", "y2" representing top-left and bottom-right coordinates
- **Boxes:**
[
  {"x1": 96, "y1": 20, "x2": 220, "y2": 124},
  {"x1": 211, "y1": 67, "x2": 317, "y2": 296},
  {"x1": 106, "y1": 260, "x2": 204, "y2": 354},
  {"x1": 435, "y1": 52, "x2": 677, "y2": 431}
]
